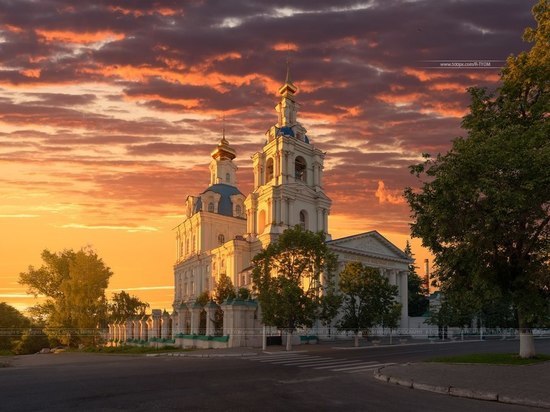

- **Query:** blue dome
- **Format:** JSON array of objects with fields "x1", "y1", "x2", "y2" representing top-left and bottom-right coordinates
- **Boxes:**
[
  {"x1": 277, "y1": 126, "x2": 295, "y2": 137},
  {"x1": 194, "y1": 183, "x2": 243, "y2": 217}
]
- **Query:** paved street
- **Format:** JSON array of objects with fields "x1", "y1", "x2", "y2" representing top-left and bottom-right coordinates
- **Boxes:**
[{"x1": 1, "y1": 339, "x2": 548, "y2": 411}]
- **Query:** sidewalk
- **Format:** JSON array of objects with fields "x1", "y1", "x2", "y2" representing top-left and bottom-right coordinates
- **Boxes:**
[{"x1": 374, "y1": 362, "x2": 550, "y2": 409}]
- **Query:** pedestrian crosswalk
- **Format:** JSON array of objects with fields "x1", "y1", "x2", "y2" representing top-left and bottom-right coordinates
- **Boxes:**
[{"x1": 246, "y1": 352, "x2": 394, "y2": 374}]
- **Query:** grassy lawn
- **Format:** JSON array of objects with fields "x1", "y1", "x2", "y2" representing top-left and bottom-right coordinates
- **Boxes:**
[
  {"x1": 77, "y1": 345, "x2": 193, "y2": 355},
  {"x1": 428, "y1": 353, "x2": 550, "y2": 365},
  {"x1": 0, "y1": 349, "x2": 14, "y2": 357}
]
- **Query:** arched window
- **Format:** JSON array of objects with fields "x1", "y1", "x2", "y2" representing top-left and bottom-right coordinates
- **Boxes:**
[
  {"x1": 265, "y1": 158, "x2": 274, "y2": 183},
  {"x1": 295, "y1": 156, "x2": 307, "y2": 182},
  {"x1": 225, "y1": 173, "x2": 231, "y2": 183},
  {"x1": 299, "y1": 210, "x2": 307, "y2": 230},
  {"x1": 235, "y1": 204, "x2": 242, "y2": 217},
  {"x1": 218, "y1": 234, "x2": 225, "y2": 244},
  {"x1": 207, "y1": 202, "x2": 214, "y2": 212}
]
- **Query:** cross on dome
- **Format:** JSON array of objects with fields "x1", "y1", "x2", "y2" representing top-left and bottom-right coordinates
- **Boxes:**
[
  {"x1": 278, "y1": 57, "x2": 298, "y2": 98},
  {"x1": 211, "y1": 117, "x2": 236, "y2": 161}
]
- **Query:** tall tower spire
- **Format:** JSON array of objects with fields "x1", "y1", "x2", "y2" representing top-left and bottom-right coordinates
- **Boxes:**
[
  {"x1": 278, "y1": 57, "x2": 298, "y2": 99},
  {"x1": 209, "y1": 118, "x2": 237, "y2": 186}
]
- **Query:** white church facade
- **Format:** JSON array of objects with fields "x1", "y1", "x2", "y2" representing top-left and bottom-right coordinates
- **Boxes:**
[{"x1": 108, "y1": 71, "x2": 412, "y2": 348}]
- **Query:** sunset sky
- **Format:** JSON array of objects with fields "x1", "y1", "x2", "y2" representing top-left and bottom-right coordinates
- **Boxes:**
[{"x1": 0, "y1": 0, "x2": 537, "y2": 313}]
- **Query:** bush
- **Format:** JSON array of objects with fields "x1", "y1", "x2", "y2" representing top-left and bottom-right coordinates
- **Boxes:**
[{"x1": 14, "y1": 332, "x2": 51, "y2": 355}]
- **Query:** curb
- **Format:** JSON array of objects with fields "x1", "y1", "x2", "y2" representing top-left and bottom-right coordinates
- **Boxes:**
[
  {"x1": 332, "y1": 339, "x2": 486, "y2": 350},
  {"x1": 374, "y1": 367, "x2": 550, "y2": 410}
]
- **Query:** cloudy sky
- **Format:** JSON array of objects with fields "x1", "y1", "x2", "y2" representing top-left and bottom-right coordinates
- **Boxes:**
[{"x1": 0, "y1": 0, "x2": 538, "y2": 311}]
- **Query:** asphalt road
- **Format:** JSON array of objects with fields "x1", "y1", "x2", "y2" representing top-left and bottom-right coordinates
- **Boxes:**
[{"x1": 1, "y1": 339, "x2": 547, "y2": 411}]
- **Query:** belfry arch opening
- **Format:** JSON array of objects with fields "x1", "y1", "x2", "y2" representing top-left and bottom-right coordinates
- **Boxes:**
[
  {"x1": 265, "y1": 158, "x2": 274, "y2": 183},
  {"x1": 295, "y1": 156, "x2": 307, "y2": 182}
]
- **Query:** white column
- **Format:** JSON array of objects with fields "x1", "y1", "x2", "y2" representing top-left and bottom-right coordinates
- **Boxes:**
[
  {"x1": 274, "y1": 198, "x2": 280, "y2": 225},
  {"x1": 281, "y1": 197, "x2": 287, "y2": 226},
  {"x1": 389, "y1": 269, "x2": 397, "y2": 286},
  {"x1": 323, "y1": 209, "x2": 328, "y2": 234},
  {"x1": 312, "y1": 163, "x2": 317, "y2": 186},
  {"x1": 275, "y1": 152, "x2": 281, "y2": 184},
  {"x1": 317, "y1": 208, "x2": 323, "y2": 232},
  {"x1": 205, "y1": 302, "x2": 217, "y2": 336},
  {"x1": 399, "y1": 271, "x2": 409, "y2": 329},
  {"x1": 288, "y1": 199, "x2": 295, "y2": 226}
]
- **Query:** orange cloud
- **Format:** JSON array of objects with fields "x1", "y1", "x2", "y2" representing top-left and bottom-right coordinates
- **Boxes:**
[
  {"x1": 420, "y1": 103, "x2": 467, "y2": 118},
  {"x1": 428, "y1": 82, "x2": 468, "y2": 92},
  {"x1": 334, "y1": 105, "x2": 362, "y2": 117},
  {"x1": 124, "y1": 93, "x2": 201, "y2": 109},
  {"x1": 404, "y1": 68, "x2": 451, "y2": 82},
  {"x1": 35, "y1": 29, "x2": 125, "y2": 44},
  {"x1": 377, "y1": 92, "x2": 426, "y2": 105},
  {"x1": 20, "y1": 69, "x2": 41, "y2": 78},
  {"x1": 374, "y1": 180, "x2": 405, "y2": 205},
  {"x1": 4, "y1": 24, "x2": 23, "y2": 33},
  {"x1": 272, "y1": 42, "x2": 299, "y2": 51},
  {"x1": 81, "y1": 64, "x2": 278, "y2": 94},
  {"x1": 108, "y1": 6, "x2": 182, "y2": 17}
]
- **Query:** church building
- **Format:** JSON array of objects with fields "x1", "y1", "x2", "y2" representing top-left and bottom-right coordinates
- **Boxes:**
[
  {"x1": 108, "y1": 70, "x2": 413, "y2": 347},
  {"x1": 170, "y1": 68, "x2": 412, "y2": 339}
]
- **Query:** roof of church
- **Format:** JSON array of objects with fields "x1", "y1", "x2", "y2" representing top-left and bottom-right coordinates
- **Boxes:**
[
  {"x1": 194, "y1": 183, "x2": 243, "y2": 216},
  {"x1": 328, "y1": 230, "x2": 412, "y2": 263}
]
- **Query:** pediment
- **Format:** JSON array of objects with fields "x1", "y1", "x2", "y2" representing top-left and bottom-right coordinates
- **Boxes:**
[{"x1": 328, "y1": 231, "x2": 411, "y2": 262}]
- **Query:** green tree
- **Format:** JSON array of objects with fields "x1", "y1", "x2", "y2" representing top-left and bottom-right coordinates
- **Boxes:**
[
  {"x1": 404, "y1": 0, "x2": 550, "y2": 358},
  {"x1": 212, "y1": 274, "x2": 236, "y2": 335},
  {"x1": 19, "y1": 248, "x2": 113, "y2": 346},
  {"x1": 236, "y1": 287, "x2": 251, "y2": 301},
  {"x1": 427, "y1": 284, "x2": 477, "y2": 340},
  {"x1": 195, "y1": 291, "x2": 210, "y2": 306},
  {"x1": 195, "y1": 291, "x2": 210, "y2": 335},
  {"x1": 108, "y1": 291, "x2": 149, "y2": 322},
  {"x1": 404, "y1": 241, "x2": 429, "y2": 316},
  {"x1": 318, "y1": 286, "x2": 342, "y2": 335},
  {"x1": 252, "y1": 226, "x2": 339, "y2": 351},
  {"x1": 13, "y1": 331, "x2": 50, "y2": 355},
  {"x1": 214, "y1": 274, "x2": 236, "y2": 303},
  {"x1": 338, "y1": 262, "x2": 400, "y2": 347},
  {"x1": 0, "y1": 303, "x2": 31, "y2": 352},
  {"x1": 381, "y1": 302, "x2": 402, "y2": 344}
]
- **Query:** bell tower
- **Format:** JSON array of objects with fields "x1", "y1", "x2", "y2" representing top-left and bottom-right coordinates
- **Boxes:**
[{"x1": 245, "y1": 66, "x2": 332, "y2": 248}]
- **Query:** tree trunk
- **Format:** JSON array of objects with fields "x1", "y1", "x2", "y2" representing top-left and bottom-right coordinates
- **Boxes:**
[
  {"x1": 518, "y1": 310, "x2": 536, "y2": 358},
  {"x1": 354, "y1": 332, "x2": 359, "y2": 347},
  {"x1": 286, "y1": 330, "x2": 292, "y2": 351},
  {"x1": 520, "y1": 332, "x2": 535, "y2": 358}
]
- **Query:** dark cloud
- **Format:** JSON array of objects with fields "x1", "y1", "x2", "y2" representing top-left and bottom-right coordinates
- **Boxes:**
[
  {"x1": 0, "y1": 0, "x2": 539, "y2": 233},
  {"x1": 23, "y1": 93, "x2": 97, "y2": 106}
]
